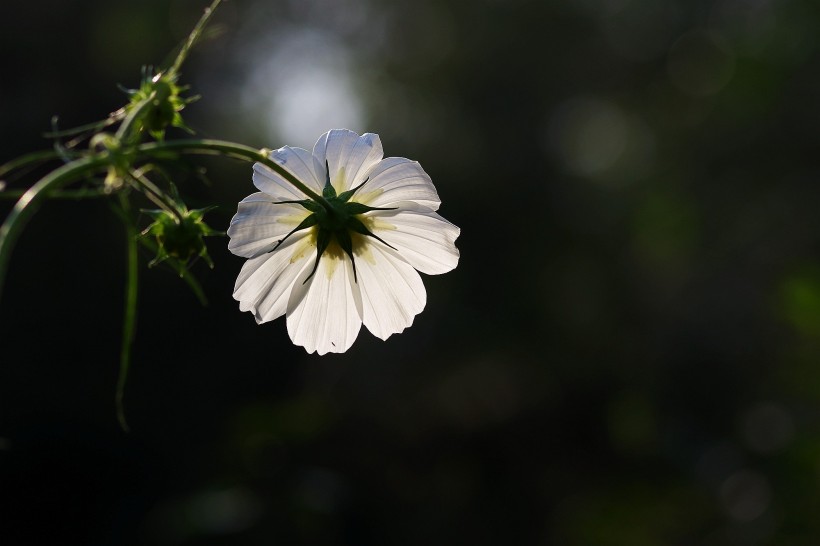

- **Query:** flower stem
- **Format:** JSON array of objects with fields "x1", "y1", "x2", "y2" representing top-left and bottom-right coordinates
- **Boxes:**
[
  {"x1": 0, "y1": 188, "x2": 108, "y2": 200},
  {"x1": 115, "y1": 193, "x2": 139, "y2": 432},
  {"x1": 0, "y1": 154, "x2": 111, "y2": 303},
  {"x1": 169, "y1": 0, "x2": 223, "y2": 77},
  {"x1": 0, "y1": 149, "x2": 75, "y2": 180},
  {"x1": 136, "y1": 139, "x2": 333, "y2": 209}
]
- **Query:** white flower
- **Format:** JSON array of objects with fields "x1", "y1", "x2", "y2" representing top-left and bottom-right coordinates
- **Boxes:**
[{"x1": 227, "y1": 129, "x2": 460, "y2": 355}]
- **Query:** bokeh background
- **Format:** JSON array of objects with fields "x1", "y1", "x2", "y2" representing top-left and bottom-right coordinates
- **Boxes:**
[{"x1": 2, "y1": 0, "x2": 820, "y2": 544}]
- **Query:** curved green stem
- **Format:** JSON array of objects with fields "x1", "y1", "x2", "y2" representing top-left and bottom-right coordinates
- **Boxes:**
[
  {"x1": 0, "y1": 154, "x2": 110, "y2": 302},
  {"x1": 0, "y1": 188, "x2": 108, "y2": 200},
  {"x1": 115, "y1": 193, "x2": 138, "y2": 432},
  {"x1": 136, "y1": 139, "x2": 332, "y2": 208},
  {"x1": 0, "y1": 149, "x2": 75, "y2": 180}
]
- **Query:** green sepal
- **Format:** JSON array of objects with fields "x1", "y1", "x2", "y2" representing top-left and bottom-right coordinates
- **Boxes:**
[
  {"x1": 322, "y1": 160, "x2": 337, "y2": 198},
  {"x1": 304, "y1": 228, "x2": 331, "y2": 284},
  {"x1": 347, "y1": 216, "x2": 397, "y2": 250},
  {"x1": 336, "y1": 177, "x2": 369, "y2": 202},
  {"x1": 275, "y1": 199, "x2": 323, "y2": 213},
  {"x1": 343, "y1": 202, "x2": 396, "y2": 215},
  {"x1": 322, "y1": 182, "x2": 337, "y2": 199},
  {"x1": 335, "y1": 228, "x2": 358, "y2": 283},
  {"x1": 271, "y1": 213, "x2": 317, "y2": 252}
]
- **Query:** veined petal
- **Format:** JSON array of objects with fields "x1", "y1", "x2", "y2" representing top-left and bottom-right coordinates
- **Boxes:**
[
  {"x1": 286, "y1": 249, "x2": 363, "y2": 354},
  {"x1": 227, "y1": 193, "x2": 311, "y2": 258},
  {"x1": 356, "y1": 240, "x2": 427, "y2": 341},
  {"x1": 313, "y1": 129, "x2": 383, "y2": 194},
  {"x1": 355, "y1": 157, "x2": 441, "y2": 210},
  {"x1": 233, "y1": 232, "x2": 316, "y2": 323},
  {"x1": 253, "y1": 146, "x2": 323, "y2": 200},
  {"x1": 365, "y1": 204, "x2": 460, "y2": 275}
]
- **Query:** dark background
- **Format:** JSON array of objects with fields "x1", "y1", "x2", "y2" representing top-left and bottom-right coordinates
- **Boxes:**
[{"x1": 2, "y1": 0, "x2": 820, "y2": 544}]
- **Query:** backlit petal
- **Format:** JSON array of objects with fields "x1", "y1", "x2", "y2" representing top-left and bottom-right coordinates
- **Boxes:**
[
  {"x1": 253, "y1": 146, "x2": 322, "y2": 200},
  {"x1": 356, "y1": 240, "x2": 427, "y2": 341},
  {"x1": 286, "y1": 250, "x2": 363, "y2": 354},
  {"x1": 227, "y1": 193, "x2": 311, "y2": 258},
  {"x1": 313, "y1": 129, "x2": 383, "y2": 193},
  {"x1": 355, "y1": 157, "x2": 440, "y2": 210},
  {"x1": 233, "y1": 232, "x2": 316, "y2": 323},
  {"x1": 366, "y1": 204, "x2": 460, "y2": 275}
]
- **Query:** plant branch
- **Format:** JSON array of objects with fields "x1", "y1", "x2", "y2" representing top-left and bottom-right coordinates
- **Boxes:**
[
  {"x1": 0, "y1": 154, "x2": 111, "y2": 302},
  {"x1": 137, "y1": 139, "x2": 332, "y2": 208}
]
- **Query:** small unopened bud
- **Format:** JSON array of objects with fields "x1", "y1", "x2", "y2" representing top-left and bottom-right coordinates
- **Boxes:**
[
  {"x1": 127, "y1": 72, "x2": 195, "y2": 140},
  {"x1": 141, "y1": 205, "x2": 222, "y2": 271}
]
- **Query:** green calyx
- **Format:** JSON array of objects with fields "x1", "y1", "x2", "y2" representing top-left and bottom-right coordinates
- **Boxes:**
[
  {"x1": 140, "y1": 191, "x2": 222, "y2": 271},
  {"x1": 125, "y1": 71, "x2": 197, "y2": 141},
  {"x1": 273, "y1": 162, "x2": 396, "y2": 284}
]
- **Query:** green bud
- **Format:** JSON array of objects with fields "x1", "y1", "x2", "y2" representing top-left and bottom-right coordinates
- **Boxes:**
[
  {"x1": 141, "y1": 204, "x2": 222, "y2": 271},
  {"x1": 127, "y1": 72, "x2": 196, "y2": 140}
]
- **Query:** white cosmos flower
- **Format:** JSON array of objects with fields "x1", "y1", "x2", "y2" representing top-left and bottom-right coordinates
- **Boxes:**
[{"x1": 227, "y1": 129, "x2": 460, "y2": 355}]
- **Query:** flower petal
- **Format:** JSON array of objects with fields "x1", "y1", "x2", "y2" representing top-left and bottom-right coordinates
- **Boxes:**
[
  {"x1": 355, "y1": 157, "x2": 441, "y2": 210},
  {"x1": 366, "y1": 204, "x2": 460, "y2": 275},
  {"x1": 253, "y1": 146, "x2": 323, "y2": 200},
  {"x1": 356, "y1": 240, "x2": 427, "y2": 341},
  {"x1": 313, "y1": 129, "x2": 383, "y2": 193},
  {"x1": 233, "y1": 232, "x2": 316, "y2": 323},
  {"x1": 227, "y1": 193, "x2": 312, "y2": 258},
  {"x1": 286, "y1": 250, "x2": 363, "y2": 354}
]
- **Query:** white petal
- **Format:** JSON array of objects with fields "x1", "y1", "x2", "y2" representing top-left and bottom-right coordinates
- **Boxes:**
[
  {"x1": 286, "y1": 250, "x2": 363, "y2": 354},
  {"x1": 233, "y1": 232, "x2": 317, "y2": 323},
  {"x1": 227, "y1": 193, "x2": 312, "y2": 258},
  {"x1": 366, "y1": 204, "x2": 460, "y2": 275},
  {"x1": 356, "y1": 241, "x2": 427, "y2": 341},
  {"x1": 312, "y1": 129, "x2": 383, "y2": 193},
  {"x1": 253, "y1": 146, "x2": 322, "y2": 201},
  {"x1": 355, "y1": 157, "x2": 441, "y2": 210}
]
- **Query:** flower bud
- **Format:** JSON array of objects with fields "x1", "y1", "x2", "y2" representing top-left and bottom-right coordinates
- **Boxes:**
[
  {"x1": 127, "y1": 73, "x2": 195, "y2": 140},
  {"x1": 141, "y1": 205, "x2": 221, "y2": 270}
]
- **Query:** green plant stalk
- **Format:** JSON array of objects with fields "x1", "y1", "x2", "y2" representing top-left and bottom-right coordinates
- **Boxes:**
[
  {"x1": 115, "y1": 193, "x2": 139, "y2": 432},
  {"x1": 0, "y1": 149, "x2": 76, "y2": 180},
  {"x1": 169, "y1": 0, "x2": 222, "y2": 77},
  {"x1": 137, "y1": 139, "x2": 332, "y2": 208},
  {"x1": 0, "y1": 139, "x2": 332, "y2": 303},
  {"x1": 0, "y1": 188, "x2": 108, "y2": 200},
  {"x1": 0, "y1": 154, "x2": 111, "y2": 302}
]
